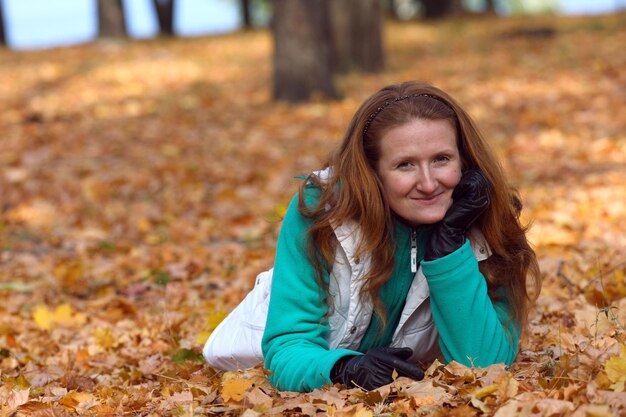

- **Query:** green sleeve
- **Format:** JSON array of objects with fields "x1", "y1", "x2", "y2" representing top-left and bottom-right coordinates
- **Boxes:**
[
  {"x1": 421, "y1": 240, "x2": 519, "y2": 367},
  {"x1": 261, "y1": 192, "x2": 357, "y2": 392}
]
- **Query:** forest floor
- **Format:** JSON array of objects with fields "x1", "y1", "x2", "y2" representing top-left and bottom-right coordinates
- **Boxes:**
[{"x1": 1, "y1": 11, "x2": 625, "y2": 417}]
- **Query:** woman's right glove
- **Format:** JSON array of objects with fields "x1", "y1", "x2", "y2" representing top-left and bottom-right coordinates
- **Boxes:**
[
  {"x1": 424, "y1": 169, "x2": 491, "y2": 261},
  {"x1": 330, "y1": 346, "x2": 424, "y2": 390}
]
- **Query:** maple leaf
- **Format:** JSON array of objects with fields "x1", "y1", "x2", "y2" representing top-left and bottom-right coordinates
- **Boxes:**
[
  {"x1": 91, "y1": 327, "x2": 116, "y2": 351},
  {"x1": 32, "y1": 305, "x2": 53, "y2": 331},
  {"x1": 221, "y1": 378, "x2": 253, "y2": 403},
  {"x1": 32, "y1": 304, "x2": 87, "y2": 331},
  {"x1": 604, "y1": 344, "x2": 626, "y2": 392},
  {"x1": 58, "y1": 391, "x2": 97, "y2": 412}
]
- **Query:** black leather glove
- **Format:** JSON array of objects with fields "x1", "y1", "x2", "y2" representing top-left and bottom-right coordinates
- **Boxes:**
[
  {"x1": 330, "y1": 347, "x2": 424, "y2": 390},
  {"x1": 425, "y1": 169, "x2": 491, "y2": 261}
]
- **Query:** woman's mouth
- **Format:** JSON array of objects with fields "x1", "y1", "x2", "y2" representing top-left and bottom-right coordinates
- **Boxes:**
[{"x1": 411, "y1": 194, "x2": 442, "y2": 205}]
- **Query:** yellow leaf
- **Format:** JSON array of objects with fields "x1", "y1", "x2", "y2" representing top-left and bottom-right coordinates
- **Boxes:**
[
  {"x1": 470, "y1": 384, "x2": 499, "y2": 413},
  {"x1": 604, "y1": 344, "x2": 626, "y2": 391},
  {"x1": 472, "y1": 384, "x2": 499, "y2": 399},
  {"x1": 207, "y1": 311, "x2": 226, "y2": 330},
  {"x1": 53, "y1": 303, "x2": 73, "y2": 323},
  {"x1": 195, "y1": 331, "x2": 211, "y2": 345},
  {"x1": 354, "y1": 409, "x2": 374, "y2": 417},
  {"x1": 93, "y1": 328, "x2": 116, "y2": 350},
  {"x1": 470, "y1": 396, "x2": 491, "y2": 413},
  {"x1": 33, "y1": 305, "x2": 53, "y2": 330},
  {"x1": 221, "y1": 378, "x2": 253, "y2": 403},
  {"x1": 33, "y1": 304, "x2": 86, "y2": 330},
  {"x1": 196, "y1": 311, "x2": 227, "y2": 345},
  {"x1": 55, "y1": 303, "x2": 86, "y2": 328},
  {"x1": 59, "y1": 391, "x2": 96, "y2": 410}
]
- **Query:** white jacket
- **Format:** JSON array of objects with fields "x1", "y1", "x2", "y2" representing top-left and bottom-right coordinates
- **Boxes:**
[{"x1": 203, "y1": 218, "x2": 492, "y2": 371}]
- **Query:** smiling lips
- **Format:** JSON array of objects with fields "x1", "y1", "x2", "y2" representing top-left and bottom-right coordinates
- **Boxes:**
[{"x1": 411, "y1": 193, "x2": 443, "y2": 204}]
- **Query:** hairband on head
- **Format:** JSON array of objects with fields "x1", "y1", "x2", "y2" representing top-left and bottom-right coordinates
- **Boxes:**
[{"x1": 362, "y1": 93, "x2": 445, "y2": 137}]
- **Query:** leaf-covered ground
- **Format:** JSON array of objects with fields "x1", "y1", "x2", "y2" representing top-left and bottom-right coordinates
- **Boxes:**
[{"x1": 1, "y1": 12, "x2": 625, "y2": 416}]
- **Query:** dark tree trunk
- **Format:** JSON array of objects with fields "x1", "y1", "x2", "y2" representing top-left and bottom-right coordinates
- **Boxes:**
[
  {"x1": 330, "y1": 0, "x2": 384, "y2": 73},
  {"x1": 351, "y1": 0, "x2": 384, "y2": 72},
  {"x1": 450, "y1": 0, "x2": 464, "y2": 15},
  {"x1": 241, "y1": 0, "x2": 252, "y2": 29},
  {"x1": 0, "y1": 0, "x2": 6, "y2": 47},
  {"x1": 485, "y1": 0, "x2": 497, "y2": 13},
  {"x1": 272, "y1": 0, "x2": 337, "y2": 102},
  {"x1": 329, "y1": 0, "x2": 351, "y2": 72},
  {"x1": 98, "y1": 0, "x2": 127, "y2": 38},
  {"x1": 152, "y1": 0, "x2": 175, "y2": 36},
  {"x1": 421, "y1": 0, "x2": 454, "y2": 19}
]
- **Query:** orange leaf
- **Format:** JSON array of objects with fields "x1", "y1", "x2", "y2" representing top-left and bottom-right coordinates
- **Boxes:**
[{"x1": 221, "y1": 378, "x2": 253, "y2": 403}]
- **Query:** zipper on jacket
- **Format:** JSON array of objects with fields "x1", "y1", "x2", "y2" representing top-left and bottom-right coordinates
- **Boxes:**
[{"x1": 410, "y1": 229, "x2": 417, "y2": 273}]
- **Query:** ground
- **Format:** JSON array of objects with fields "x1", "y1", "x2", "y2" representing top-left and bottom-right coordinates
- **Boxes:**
[{"x1": 0, "y1": 12, "x2": 625, "y2": 417}]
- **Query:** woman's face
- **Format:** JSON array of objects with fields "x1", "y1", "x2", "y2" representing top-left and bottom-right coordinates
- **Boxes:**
[{"x1": 376, "y1": 118, "x2": 462, "y2": 226}]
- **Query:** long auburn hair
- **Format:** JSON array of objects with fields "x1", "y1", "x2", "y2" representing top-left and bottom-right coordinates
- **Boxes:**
[{"x1": 298, "y1": 81, "x2": 541, "y2": 336}]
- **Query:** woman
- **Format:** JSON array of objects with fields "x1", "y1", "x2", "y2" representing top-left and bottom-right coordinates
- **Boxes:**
[{"x1": 203, "y1": 81, "x2": 541, "y2": 393}]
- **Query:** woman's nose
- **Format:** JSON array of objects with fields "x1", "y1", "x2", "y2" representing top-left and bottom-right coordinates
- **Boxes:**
[{"x1": 416, "y1": 168, "x2": 437, "y2": 193}]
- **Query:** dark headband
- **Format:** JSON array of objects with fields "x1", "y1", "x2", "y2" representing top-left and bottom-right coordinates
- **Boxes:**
[{"x1": 362, "y1": 93, "x2": 446, "y2": 137}]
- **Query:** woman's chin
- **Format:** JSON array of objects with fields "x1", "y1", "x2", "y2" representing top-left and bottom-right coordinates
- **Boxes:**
[{"x1": 402, "y1": 212, "x2": 446, "y2": 227}]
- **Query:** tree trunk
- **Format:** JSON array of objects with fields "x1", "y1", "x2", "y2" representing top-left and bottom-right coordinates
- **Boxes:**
[
  {"x1": 421, "y1": 0, "x2": 455, "y2": 19},
  {"x1": 98, "y1": 0, "x2": 127, "y2": 38},
  {"x1": 485, "y1": 0, "x2": 497, "y2": 13},
  {"x1": 0, "y1": 0, "x2": 6, "y2": 47},
  {"x1": 329, "y1": 0, "x2": 351, "y2": 72},
  {"x1": 449, "y1": 0, "x2": 465, "y2": 15},
  {"x1": 152, "y1": 0, "x2": 175, "y2": 36},
  {"x1": 350, "y1": 0, "x2": 384, "y2": 72},
  {"x1": 330, "y1": 0, "x2": 384, "y2": 73},
  {"x1": 241, "y1": 0, "x2": 253, "y2": 29},
  {"x1": 272, "y1": 0, "x2": 337, "y2": 102}
]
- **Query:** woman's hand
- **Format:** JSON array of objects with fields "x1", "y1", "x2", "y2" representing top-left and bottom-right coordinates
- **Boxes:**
[
  {"x1": 425, "y1": 169, "x2": 491, "y2": 261},
  {"x1": 330, "y1": 347, "x2": 424, "y2": 390}
]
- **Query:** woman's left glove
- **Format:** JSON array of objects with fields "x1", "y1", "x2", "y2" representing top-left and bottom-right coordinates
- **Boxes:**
[
  {"x1": 425, "y1": 169, "x2": 491, "y2": 261},
  {"x1": 330, "y1": 347, "x2": 424, "y2": 390}
]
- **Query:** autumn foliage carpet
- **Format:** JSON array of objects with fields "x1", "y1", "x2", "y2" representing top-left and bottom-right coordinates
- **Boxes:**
[{"x1": 1, "y1": 12, "x2": 625, "y2": 417}]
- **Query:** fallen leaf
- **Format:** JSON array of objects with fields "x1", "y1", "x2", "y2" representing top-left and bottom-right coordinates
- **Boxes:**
[
  {"x1": 221, "y1": 378, "x2": 253, "y2": 403},
  {"x1": 58, "y1": 391, "x2": 96, "y2": 411},
  {"x1": 33, "y1": 305, "x2": 53, "y2": 331},
  {"x1": 604, "y1": 344, "x2": 626, "y2": 391},
  {"x1": 5, "y1": 388, "x2": 30, "y2": 410}
]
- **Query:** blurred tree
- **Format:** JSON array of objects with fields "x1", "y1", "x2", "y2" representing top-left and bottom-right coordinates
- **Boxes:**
[
  {"x1": 241, "y1": 0, "x2": 252, "y2": 28},
  {"x1": 152, "y1": 0, "x2": 175, "y2": 36},
  {"x1": 272, "y1": 0, "x2": 337, "y2": 102},
  {"x1": 98, "y1": 0, "x2": 127, "y2": 38},
  {"x1": 330, "y1": 0, "x2": 384, "y2": 73},
  {"x1": 0, "y1": 0, "x2": 6, "y2": 46},
  {"x1": 421, "y1": 0, "x2": 463, "y2": 19},
  {"x1": 236, "y1": 0, "x2": 272, "y2": 29}
]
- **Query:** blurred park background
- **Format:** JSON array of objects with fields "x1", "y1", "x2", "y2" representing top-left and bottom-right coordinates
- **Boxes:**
[
  {"x1": 1, "y1": 0, "x2": 625, "y2": 50},
  {"x1": 0, "y1": 0, "x2": 625, "y2": 415}
]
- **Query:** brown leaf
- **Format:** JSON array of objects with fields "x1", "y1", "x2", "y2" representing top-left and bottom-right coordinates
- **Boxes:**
[{"x1": 13, "y1": 402, "x2": 71, "y2": 417}]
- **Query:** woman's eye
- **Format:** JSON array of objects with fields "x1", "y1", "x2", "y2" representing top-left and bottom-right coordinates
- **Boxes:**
[
  {"x1": 397, "y1": 161, "x2": 412, "y2": 168},
  {"x1": 434, "y1": 155, "x2": 451, "y2": 163}
]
